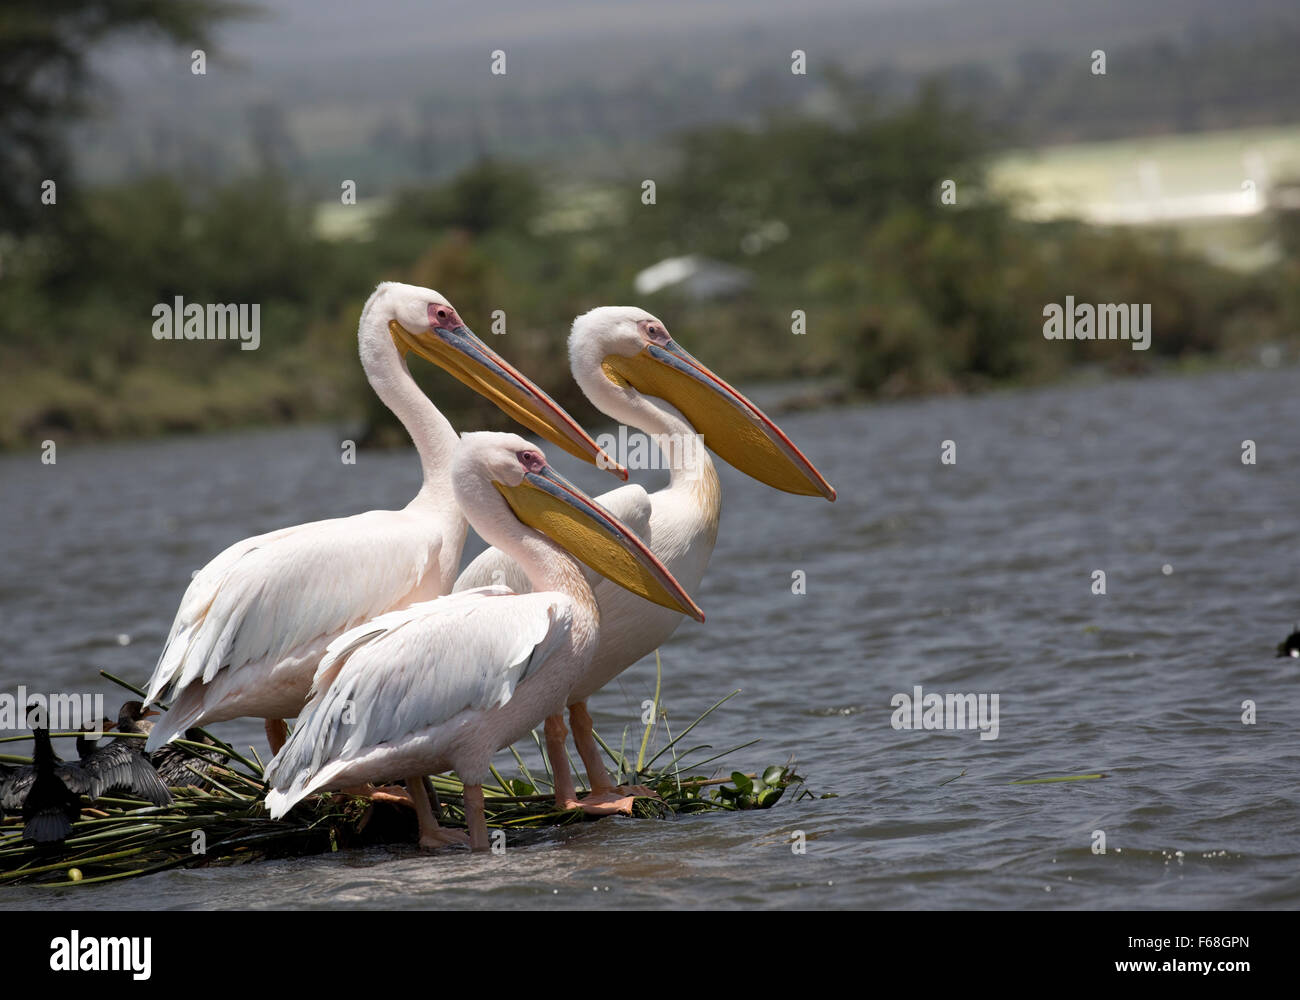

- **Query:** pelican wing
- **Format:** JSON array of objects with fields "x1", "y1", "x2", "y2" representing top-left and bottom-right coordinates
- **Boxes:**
[
  {"x1": 453, "y1": 483, "x2": 652, "y2": 595},
  {"x1": 144, "y1": 508, "x2": 446, "y2": 711},
  {"x1": 264, "y1": 587, "x2": 573, "y2": 815}
]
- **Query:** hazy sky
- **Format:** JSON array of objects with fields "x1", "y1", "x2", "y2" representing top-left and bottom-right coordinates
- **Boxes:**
[
  {"x1": 214, "y1": 0, "x2": 919, "y2": 56},
  {"x1": 81, "y1": 0, "x2": 1288, "y2": 185},
  {"x1": 99, "y1": 0, "x2": 927, "y2": 81},
  {"x1": 98, "y1": 0, "x2": 1253, "y2": 89}
]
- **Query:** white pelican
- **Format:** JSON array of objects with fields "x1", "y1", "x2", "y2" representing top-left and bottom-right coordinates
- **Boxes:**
[
  {"x1": 456, "y1": 307, "x2": 834, "y2": 812},
  {"x1": 144, "y1": 283, "x2": 624, "y2": 756},
  {"x1": 264, "y1": 431, "x2": 703, "y2": 849}
]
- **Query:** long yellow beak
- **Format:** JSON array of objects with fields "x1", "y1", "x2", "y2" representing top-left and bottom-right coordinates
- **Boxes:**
[
  {"x1": 602, "y1": 342, "x2": 836, "y2": 500},
  {"x1": 496, "y1": 465, "x2": 705, "y2": 622},
  {"x1": 391, "y1": 319, "x2": 627, "y2": 479}
]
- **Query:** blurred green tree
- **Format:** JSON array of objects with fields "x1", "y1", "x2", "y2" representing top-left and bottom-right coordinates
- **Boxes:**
[{"x1": 0, "y1": 0, "x2": 252, "y2": 235}]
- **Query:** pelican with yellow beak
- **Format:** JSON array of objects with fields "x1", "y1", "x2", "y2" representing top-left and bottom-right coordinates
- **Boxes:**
[
  {"x1": 144, "y1": 283, "x2": 624, "y2": 756},
  {"x1": 456, "y1": 307, "x2": 834, "y2": 813},
  {"x1": 264, "y1": 432, "x2": 703, "y2": 850}
]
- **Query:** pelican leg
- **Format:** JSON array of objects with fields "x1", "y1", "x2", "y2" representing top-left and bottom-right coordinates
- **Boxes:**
[
  {"x1": 334, "y1": 783, "x2": 414, "y2": 807},
  {"x1": 365, "y1": 785, "x2": 415, "y2": 806},
  {"x1": 409, "y1": 774, "x2": 467, "y2": 850},
  {"x1": 561, "y1": 704, "x2": 638, "y2": 816},
  {"x1": 463, "y1": 784, "x2": 489, "y2": 851},
  {"x1": 545, "y1": 714, "x2": 581, "y2": 810},
  {"x1": 569, "y1": 702, "x2": 615, "y2": 792},
  {"x1": 264, "y1": 718, "x2": 289, "y2": 756},
  {"x1": 570, "y1": 701, "x2": 659, "y2": 800},
  {"x1": 420, "y1": 778, "x2": 449, "y2": 826}
]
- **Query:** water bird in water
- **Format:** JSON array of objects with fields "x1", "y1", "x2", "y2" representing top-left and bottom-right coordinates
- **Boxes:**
[
  {"x1": 456, "y1": 308, "x2": 834, "y2": 813},
  {"x1": 0, "y1": 706, "x2": 94, "y2": 844},
  {"x1": 78, "y1": 701, "x2": 172, "y2": 806},
  {"x1": 265, "y1": 432, "x2": 702, "y2": 850},
  {"x1": 143, "y1": 283, "x2": 623, "y2": 759},
  {"x1": 1276, "y1": 625, "x2": 1300, "y2": 658}
]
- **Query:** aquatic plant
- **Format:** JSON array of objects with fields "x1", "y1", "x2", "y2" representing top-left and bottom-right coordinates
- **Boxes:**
[{"x1": 0, "y1": 665, "x2": 803, "y2": 887}]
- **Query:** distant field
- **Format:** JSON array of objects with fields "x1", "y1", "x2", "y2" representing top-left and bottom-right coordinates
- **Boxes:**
[
  {"x1": 989, "y1": 123, "x2": 1300, "y2": 222},
  {"x1": 319, "y1": 125, "x2": 1300, "y2": 251},
  {"x1": 988, "y1": 124, "x2": 1300, "y2": 270},
  {"x1": 314, "y1": 197, "x2": 388, "y2": 241}
]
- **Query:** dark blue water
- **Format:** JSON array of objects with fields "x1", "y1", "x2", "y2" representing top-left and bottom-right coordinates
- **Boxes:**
[{"x1": 2, "y1": 365, "x2": 1297, "y2": 908}]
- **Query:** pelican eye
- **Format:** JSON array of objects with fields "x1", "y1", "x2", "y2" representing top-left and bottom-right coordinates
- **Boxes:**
[
  {"x1": 638, "y1": 318, "x2": 670, "y2": 344},
  {"x1": 517, "y1": 450, "x2": 546, "y2": 473}
]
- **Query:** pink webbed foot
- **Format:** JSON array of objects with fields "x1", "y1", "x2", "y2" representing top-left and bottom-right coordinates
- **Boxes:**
[
  {"x1": 418, "y1": 827, "x2": 470, "y2": 851},
  {"x1": 559, "y1": 791, "x2": 637, "y2": 816}
]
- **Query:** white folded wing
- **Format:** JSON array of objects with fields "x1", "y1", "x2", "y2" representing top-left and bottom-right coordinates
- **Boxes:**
[
  {"x1": 264, "y1": 586, "x2": 574, "y2": 816},
  {"x1": 144, "y1": 508, "x2": 447, "y2": 746}
]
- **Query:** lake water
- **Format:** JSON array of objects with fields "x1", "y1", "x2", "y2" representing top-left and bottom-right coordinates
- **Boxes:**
[{"x1": 2, "y1": 365, "x2": 1297, "y2": 910}]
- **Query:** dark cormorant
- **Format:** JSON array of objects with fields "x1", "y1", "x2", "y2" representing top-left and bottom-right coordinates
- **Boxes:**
[
  {"x1": 78, "y1": 701, "x2": 172, "y2": 806},
  {"x1": 150, "y1": 728, "x2": 221, "y2": 789},
  {"x1": 3, "y1": 716, "x2": 114, "y2": 805},
  {"x1": 0, "y1": 718, "x2": 92, "y2": 844}
]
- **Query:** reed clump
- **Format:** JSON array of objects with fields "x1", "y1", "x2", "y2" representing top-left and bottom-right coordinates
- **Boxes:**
[{"x1": 0, "y1": 664, "x2": 804, "y2": 887}]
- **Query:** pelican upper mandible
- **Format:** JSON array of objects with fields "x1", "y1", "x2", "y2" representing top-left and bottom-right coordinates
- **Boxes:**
[
  {"x1": 456, "y1": 307, "x2": 834, "y2": 812},
  {"x1": 143, "y1": 283, "x2": 624, "y2": 755},
  {"x1": 264, "y1": 431, "x2": 703, "y2": 850}
]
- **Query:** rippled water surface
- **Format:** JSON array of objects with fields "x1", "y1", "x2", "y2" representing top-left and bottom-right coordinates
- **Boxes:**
[{"x1": 2, "y1": 366, "x2": 1297, "y2": 909}]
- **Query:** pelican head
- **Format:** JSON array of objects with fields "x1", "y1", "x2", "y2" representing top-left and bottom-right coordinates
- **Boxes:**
[
  {"x1": 569, "y1": 307, "x2": 835, "y2": 500},
  {"x1": 454, "y1": 432, "x2": 704, "y2": 621},
  {"x1": 373, "y1": 282, "x2": 626, "y2": 478}
]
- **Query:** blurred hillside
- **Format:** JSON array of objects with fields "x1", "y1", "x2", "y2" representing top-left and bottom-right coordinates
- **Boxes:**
[
  {"x1": 72, "y1": 0, "x2": 1300, "y2": 189},
  {"x1": 1, "y1": 0, "x2": 1298, "y2": 449},
  {"x1": 4, "y1": 84, "x2": 1297, "y2": 449}
]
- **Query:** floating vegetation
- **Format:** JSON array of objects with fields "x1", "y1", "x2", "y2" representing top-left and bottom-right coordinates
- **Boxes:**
[
  {"x1": 0, "y1": 666, "x2": 805, "y2": 887},
  {"x1": 1010, "y1": 773, "x2": 1107, "y2": 785}
]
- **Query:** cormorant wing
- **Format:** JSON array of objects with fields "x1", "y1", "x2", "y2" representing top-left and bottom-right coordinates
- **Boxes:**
[{"x1": 82, "y1": 741, "x2": 173, "y2": 806}]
